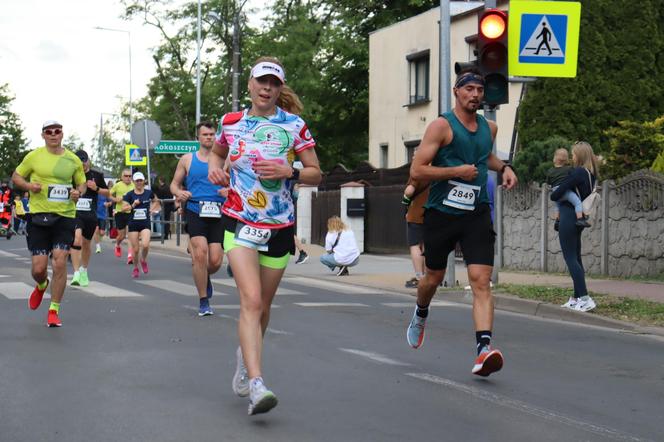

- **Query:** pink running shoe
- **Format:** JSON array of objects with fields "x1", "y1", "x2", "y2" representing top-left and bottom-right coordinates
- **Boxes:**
[
  {"x1": 114, "y1": 245, "x2": 122, "y2": 258},
  {"x1": 140, "y1": 260, "x2": 149, "y2": 274},
  {"x1": 131, "y1": 268, "x2": 139, "y2": 278}
]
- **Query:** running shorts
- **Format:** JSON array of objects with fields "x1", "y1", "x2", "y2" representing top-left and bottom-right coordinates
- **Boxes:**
[
  {"x1": 26, "y1": 214, "x2": 76, "y2": 255},
  {"x1": 222, "y1": 216, "x2": 294, "y2": 269},
  {"x1": 128, "y1": 221, "x2": 151, "y2": 233},
  {"x1": 185, "y1": 209, "x2": 223, "y2": 244},
  {"x1": 115, "y1": 212, "x2": 131, "y2": 230},
  {"x1": 75, "y1": 213, "x2": 98, "y2": 241},
  {"x1": 406, "y1": 222, "x2": 424, "y2": 247}
]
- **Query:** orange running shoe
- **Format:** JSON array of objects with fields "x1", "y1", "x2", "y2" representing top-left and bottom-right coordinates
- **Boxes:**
[
  {"x1": 472, "y1": 347, "x2": 504, "y2": 377},
  {"x1": 29, "y1": 279, "x2": 49, "y2": 310},
  {"x1": 47, "y1": 309, "x2": 62, "y2": 327}
]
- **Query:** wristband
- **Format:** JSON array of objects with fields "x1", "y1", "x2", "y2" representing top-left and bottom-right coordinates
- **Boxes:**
[
  {"x1": 500, "y1": 163, "x2": 514, "y2": 173},
  {"x1": 401, "y1": 194, "x2": 412, "y2": 206},
  {"x1": 290, "y1": 167, "x2": 300, "y2": 181}
]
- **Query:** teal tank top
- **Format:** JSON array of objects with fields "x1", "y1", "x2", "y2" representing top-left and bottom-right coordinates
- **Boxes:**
[{"x1": 425, "y1": 111, "x2": 493, "y2": 215}]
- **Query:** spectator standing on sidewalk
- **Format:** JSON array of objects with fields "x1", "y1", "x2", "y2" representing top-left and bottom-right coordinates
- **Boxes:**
[
  {"x1": 319, "y1": 216, "x2": 360, "y2": 276},
  {"x1": 550, "y1": 141, "x2": 599, "y2": 312},
  {"x1": 405, "y1": 68, "x2": 518, "y2": 377},
  {"x1": 402, "y1": 178, "x2": 429, "y2": 288}
]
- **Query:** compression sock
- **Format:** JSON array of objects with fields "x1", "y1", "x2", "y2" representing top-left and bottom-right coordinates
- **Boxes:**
[
  {"x1": 37, "y1": 280, "x2": 48, "y2": 290},
  {"x1": 49, "y1": 302, "x2": 60, "y2": 313},
  {"x1": 476, "y1": 330, "x2": 492, "y2": 354}
]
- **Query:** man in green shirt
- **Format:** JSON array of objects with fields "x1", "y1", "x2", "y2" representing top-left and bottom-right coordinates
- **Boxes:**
[
  {"x1": 109, "y1": 169, "x2": 135, "y2": 263},
  {"x1": 12, "y1": 120, "x2": 87, "y2": 327}
]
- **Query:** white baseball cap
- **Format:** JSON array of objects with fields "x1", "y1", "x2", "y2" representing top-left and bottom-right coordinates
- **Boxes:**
[
  {"x1": 250, "y1": 62, "x2": 285, "y2": 84},
  {"x1": 132, "y1": 172, "x2": 145, "y2": 181},
  {"x1": 42, "y1": 120, "x2": 62, "y2": 130}
]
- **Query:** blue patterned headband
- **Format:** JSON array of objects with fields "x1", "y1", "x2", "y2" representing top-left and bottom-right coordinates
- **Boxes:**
[{"x1": 454, "y1": 73, "x2": 485, "y2": 88}]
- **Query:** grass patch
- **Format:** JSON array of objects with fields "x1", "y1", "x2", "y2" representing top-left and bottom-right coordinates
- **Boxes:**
[{"x1": 496, "y1": 284, "x2": 664, "y2": 328}]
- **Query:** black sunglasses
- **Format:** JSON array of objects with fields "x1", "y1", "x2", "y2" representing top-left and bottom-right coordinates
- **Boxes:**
[{"x1": 43, "y1": 128, "x2": 62, "y2": 136}]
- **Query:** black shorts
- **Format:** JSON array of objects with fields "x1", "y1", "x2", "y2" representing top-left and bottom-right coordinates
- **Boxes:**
[
  {"x1": 185, "y1": 209, "x2": 223, "y2": 244},
  {"x1": 423, "y1": 204, "x2": 495, "y2": 270},
  {"x1": 115, "y1": 212, "x2": 131, "y2": 230},
  {"x1": 406, "y1": 222, "x2": 424, "y2": 247},
  {"x1": 97, "y1": 218, "x2": 107, "y2": 230},
  {"x1": 128, "y1": 221, "x2": 151, "y2": 233},
  {"x1": 222, "y1": 216, "x2": 295, "y2": 258},
  {"x1": 26, "y1": 214, "x2": 77, "y2": 255},
  {"x1": 75, "y1": 213, "x2": 98, "y2": 240}
]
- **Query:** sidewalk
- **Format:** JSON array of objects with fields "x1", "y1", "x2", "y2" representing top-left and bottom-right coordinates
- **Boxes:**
[{"x1": 149, "y1": 236, "x2": 664, "y2": 335}]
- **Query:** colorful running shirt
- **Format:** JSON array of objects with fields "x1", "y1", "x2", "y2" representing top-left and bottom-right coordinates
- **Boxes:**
[
  {"x1": 15, "y1": 147, "x2": 86, "y2": 218},
  {"x1": 110, "y1": 181, "x2": 135, "y2": 213},
  {"x1": 216, "y1": 107, "x2": 316, "y2": 228},
  {"x1": 122, "y1": 189, "x2": 155, "y2": 223}
]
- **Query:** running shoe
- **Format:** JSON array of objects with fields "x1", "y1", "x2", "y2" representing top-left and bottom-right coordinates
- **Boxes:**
[
  {"x1": 573, "y1": 296, "x2": 596, "y2": 312},
  {"x1": 406, "y1": 309, "x2": 426, "y2": 349},
  {"x1": 232, "y1": 346, "x2": 250, "y2": 397},
  {"x1": 206, "y1": 275, "x2": 213, "y2": 299},
  {"x1": 405, "y1": 277, "x2": 419, "y2": 288},
  {"x1": 472, "y1": 346, "x2": 504, "y2": 377},
  {"x1": 295, "y1": 251, "x2": 309, "y2": 264},
  {"x1": 131, "y1": 268, "x2": 139, "y2": 278},
  {"x1": 71, "y1": 272, "x2": 81, "y2": 286},
  {"x1": 114, "y1": 245, "x2": 121, "y2": 257},
  {"x1": 140, "y1": 260, "x2": 149, "y2": 274},
  {"x1": 336, "y1": 265, "x2": 349, "y2": 276},
  {"x1": 198, "y1": 303, "x2": 214, "y2": 317},
  {"x1": 561, "y1": 297, "x2": 578, "y2": 309},
  {"x1": 47, "y1": 309, "x2": 62, "y2": 327},
  {"x1": 248, "y1": 378, "x2": 278, "y2": 416},
  {"x1": 29, "y1": 279, "x2": 49, "y2": 310},
  {"x1": 79, "y1": 271, "x2": 89, "y2": 287},
  {"x1": 95, "y1": 244, "x2": 102, "y2": 254},
  {"x1": 127, "y1": 254, "x2": 133, "y2": 265}
]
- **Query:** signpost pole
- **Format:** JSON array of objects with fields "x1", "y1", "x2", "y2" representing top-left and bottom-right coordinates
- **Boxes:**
[{"x1": 143, "y1": 120, "x2": 152, "y2": 187}]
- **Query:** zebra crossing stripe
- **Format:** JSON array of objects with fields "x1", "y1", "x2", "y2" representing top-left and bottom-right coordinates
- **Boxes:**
[
  {"x1": 283, "y1": 276, "x2": 378, "y2": 295},
  {"x1": 211, "y1": 279, "x2": 307, "y2": 296},
  {"x1": 0, "y1": 250, "x2": 21, "y2": 258},
  {"x1": 72, "y1": 282, "x2": 143, "y2": 298},
  {"x1": 0, "y1": 282, "x2": 50, "y2": 300},
  {"x1": 136, "y1": 279, "x2": 230, "y2": 296},
  {"x1": 294, "y1": 302, "x2": 369, "y2": 307}
]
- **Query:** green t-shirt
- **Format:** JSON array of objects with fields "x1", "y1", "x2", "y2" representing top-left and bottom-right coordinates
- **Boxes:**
[
  {"x1": 110, "y1": 181, "x2": 135, "y2": 213},
  {"x1": 15, "y1": 147, "x2": 86, "y2": 218}
]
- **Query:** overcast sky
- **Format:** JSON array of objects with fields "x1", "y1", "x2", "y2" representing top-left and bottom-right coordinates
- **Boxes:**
[{"x1": 1, "y1": 0, "x2": 268, "y2": 153}]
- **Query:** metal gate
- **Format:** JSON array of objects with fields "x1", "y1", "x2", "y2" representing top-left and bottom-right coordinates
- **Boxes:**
[
  {"x1": 311, "y1": 190, "x2": 341, "y2": 246},
  {"x1": 365, "y1": 185, "x2": 407, "y2": 253}
]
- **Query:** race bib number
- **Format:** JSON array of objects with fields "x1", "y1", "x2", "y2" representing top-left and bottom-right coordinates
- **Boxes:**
[
  {"x1": 234, "y1": 222, "x2": 272, "y2": 251},
  {"x1": 47, "y1": 185, "x2": 71, "y2": 203},
  {"x1": 443, "y1": 180, "x2": 481, "y2": 211},
  {"x1": 133, "y1": 208, "x2": 147, "y2": 220},
  {"x1": 0, "y1": 203, "x2": 4, "y2": 212},
  {"x1": 76, "y1": 198, "x2": 92, "y2": 211},
  {"x1": 199, "y1": 201, "x2": 221, "y2": 218}
]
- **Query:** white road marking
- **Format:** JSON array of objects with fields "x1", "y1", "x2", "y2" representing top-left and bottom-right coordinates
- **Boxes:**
[
  {"x1": 211, "y1": 278, "x2": 307, "y2": 295},
  {"x1": 0, "y1": 282, "x2": 50, "y2": 300},
  {"x1": 284, "y1": 276, "x2": 378, "y2": 294},
  {"x1": 294, "y1": 302, "x2": 369, "y2": 307},
  {"x1": 211, "y1": 312, "x2": 293, "y2": 335},
  {"x1": 72, "y1": 282, "x2": 143, "y2": 298},
  {"x1": 136, "y1": 279, "x2": 230, "y2": 296},
  {"x1": 0, "y1": 250, "x2": 21, "y2": 258},
  {"x1": 0, "y1": 275, "x2": 11, "y2": 278},
  {"x1": 183, "y1": 304, "x2": 280, "y2": 310},
  {"x1": 382, "y1": 301, "x2": 456, "y2": 308},
  {"x1": 339, "y1": 348, "x2": 412, "y2": 366},
  {"x1": 405, "y1": 373, "x2": 645, "y2": 442}
]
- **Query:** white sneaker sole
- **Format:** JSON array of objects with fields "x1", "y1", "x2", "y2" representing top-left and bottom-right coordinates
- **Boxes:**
[{"x1": 248, "y1": 391, "x2": 278, "y2": 415}]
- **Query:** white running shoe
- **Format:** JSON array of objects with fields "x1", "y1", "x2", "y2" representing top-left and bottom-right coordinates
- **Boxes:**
[
  {"x1": 248, "y1": 377, "x2": 278, "y2": 416},
  {"x1": 574, "y1": 296, "x2": 596, "y2": 312},
  {"x1": 232, "y1": 346, "x2": 250, "y2": 397},
  {"x1": 561, "y1": 297, "x2": 578, "y2": 309},
  {"x1": 95, "y1": 244, "x2": 102, "y2": 254}
]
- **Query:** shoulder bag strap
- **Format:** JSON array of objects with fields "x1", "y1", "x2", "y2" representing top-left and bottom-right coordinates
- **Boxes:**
[{"x1": 331, "y1": 232, "x2": 342, "y2": 252}]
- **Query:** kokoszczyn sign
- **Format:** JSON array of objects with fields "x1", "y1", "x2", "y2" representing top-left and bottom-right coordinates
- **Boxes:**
[{"x1": 155, "y1": 140, "x2": 200, "y2": 154}]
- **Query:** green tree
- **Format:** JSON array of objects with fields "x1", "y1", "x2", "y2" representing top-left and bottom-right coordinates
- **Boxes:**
[
  {"x1": 517, "y1": 0, "x2": 664, "y2": 164},
  {"x1": 513, "y1": 135, "x2": 572, "y2": 184},
  {"x1": 0, "y1": 84, "x2": 27, "y2": 180},
  {"x1": 603, "y1": 116, "x2": 664, "y2": 178}
]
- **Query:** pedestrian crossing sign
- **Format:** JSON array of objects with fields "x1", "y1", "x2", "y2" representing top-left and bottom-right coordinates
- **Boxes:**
[
  {"x1": 508, "y1": 1, "x2": 581, "y2": 78},
  {"x1": 125, "y1": 144, "x2": 147, "y2": 166}
]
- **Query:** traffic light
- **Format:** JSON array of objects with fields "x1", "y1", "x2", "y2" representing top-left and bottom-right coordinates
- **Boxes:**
[{"x1": 477, "y1": 8, "x2": 508, "y2": 106}]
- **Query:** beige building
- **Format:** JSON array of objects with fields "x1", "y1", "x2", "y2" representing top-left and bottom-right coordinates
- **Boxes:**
[{"x1": 369, "y1": 1, "x2": 522, "y2": 168}]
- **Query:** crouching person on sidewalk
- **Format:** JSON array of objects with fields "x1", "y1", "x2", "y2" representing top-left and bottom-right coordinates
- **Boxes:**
[{"x1": 319, "y1": 216, "x2": 360, "y2": 276}]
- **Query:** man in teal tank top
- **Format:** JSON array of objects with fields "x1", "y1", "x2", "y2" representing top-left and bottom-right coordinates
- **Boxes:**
[
  {"x1": 405, "y1": 68, "x2": 518, "y2": 377},
  {"x1": 171, "y1": 122, "x2": 227, "y2": 317}
]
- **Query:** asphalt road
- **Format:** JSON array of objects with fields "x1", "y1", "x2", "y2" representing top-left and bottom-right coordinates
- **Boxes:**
[{"x1": 0, "y1": 238, "x2": 662, "y2": 442}]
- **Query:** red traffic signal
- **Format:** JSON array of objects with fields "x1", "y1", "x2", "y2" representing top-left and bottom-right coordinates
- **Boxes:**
[{"x1": 478, "y1": 9, "x2": 509, "y2": 106}]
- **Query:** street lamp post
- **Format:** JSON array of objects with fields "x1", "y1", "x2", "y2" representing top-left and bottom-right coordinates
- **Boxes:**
[
  {"x1": 94, "y1": 27, "x2": 133, "y2": 128},
  {"x1": 99, "y1": 112, "x2": 120, "y2": 171}
]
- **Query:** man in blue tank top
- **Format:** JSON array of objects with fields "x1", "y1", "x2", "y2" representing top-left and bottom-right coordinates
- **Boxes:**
[
  {"x1": 405, "y1": 68, "x2": 518, "y2": 377},
  {"x1": 170, "y1": 122, "x2": 227, "y2": 317}
]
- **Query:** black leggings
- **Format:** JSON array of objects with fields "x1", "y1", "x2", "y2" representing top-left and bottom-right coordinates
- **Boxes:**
[{"x1": 558, "y1": 203, "x2": 588, "y2": 297}]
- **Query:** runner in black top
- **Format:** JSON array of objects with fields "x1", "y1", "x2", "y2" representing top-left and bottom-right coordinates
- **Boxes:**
[
  {"x1": 70, "y1": 150, "x2": 109, "y2": 287},
  {"x1": 121, "y1": 172, "x2": 160, "y2": 278}
]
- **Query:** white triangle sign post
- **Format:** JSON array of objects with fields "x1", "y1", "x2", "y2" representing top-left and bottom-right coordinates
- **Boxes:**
[{"x1": 519, "y1": 15, "x2": 564, "y2": 59}]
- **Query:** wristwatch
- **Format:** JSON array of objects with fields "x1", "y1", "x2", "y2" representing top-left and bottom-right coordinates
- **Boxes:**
[
  {"x1": 290, "y1": 167, "x2": 301, "y2": 181},
  {"x1": 500, "y1": 163, "x2": 514, "y2": 173}
]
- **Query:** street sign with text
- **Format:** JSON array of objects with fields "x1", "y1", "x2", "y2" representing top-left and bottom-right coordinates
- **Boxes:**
[{"x1": 155, "y1": 140, "x2": 200, "y2": 154}]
